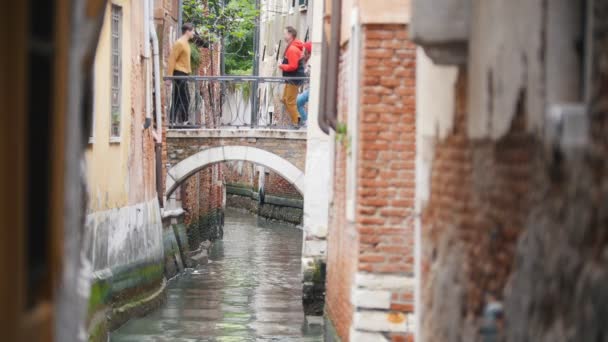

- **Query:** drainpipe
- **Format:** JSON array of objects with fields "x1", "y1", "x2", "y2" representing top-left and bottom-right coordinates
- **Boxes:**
[
  {"x1": 317, "y1": 0, "x2": 341, "y2": 134},
  {"x1": 150, "y1": 0, "x2": 162, "y2": 143},
  {"x1": 149, "y1": 0, "x2": 164, "y2": 207},
  {"x1": 143, "y1": 0, "x2": 152, "y2": 130}
]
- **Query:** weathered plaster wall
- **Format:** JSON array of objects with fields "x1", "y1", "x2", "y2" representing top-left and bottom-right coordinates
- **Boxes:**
[
  {"x1": 86, "y1": 199, "x2": 164, "y2": 273},
  {"x1": 86, "y1": 0, "x2": 134, "y2": 211},
  {"x1": 467, "y1": 0, "x2": 545, "y2": 140},
  {"x1": 86, "y1": 0, "x2": 159, "y2": 211},
  {"x1": 84, "y1": 198, "x2": 165, "y2": 341},
  {"x1": 414, "y1": 1, "x2": 608, "y2": 341}
]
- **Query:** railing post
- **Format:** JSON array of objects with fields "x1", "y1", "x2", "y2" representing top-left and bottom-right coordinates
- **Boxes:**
[
  {"x1": 251, "y1": 0, "x2": 261, "y2": 128},
  {"x1": 251, "y1": 80, "x2": 259, "y2": 128}
]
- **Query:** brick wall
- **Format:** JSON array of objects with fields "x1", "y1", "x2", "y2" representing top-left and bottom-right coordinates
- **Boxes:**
[
  {"x1": 197, "y1": 43, "x2": 222, "y2": 128},
  {"x1": 155, "y1": 3, "x2": 176, "y2": 200},
  {"x1": 127, "y1": 0, "x2": 157, "y2": 206},
  {"x1": 222, "y1": 161, "x2": 301, "y2": 199},
  {"x1": 167, "y1": 135, "x2": 307, "y2": 171},
  {"x1": 326, "y1": 44, "x2": 355, "y2": 340},
  {"x1": 325, "y1": 24, "x2": 416, "y2": 341},
  {"x1": 358, "y1": 25, "x2": 416, "y2": 278},
  {"x1": 265, "y1": 172, "x2": 302, "y2": 199},
  {"x1": 181, "y1": 164, "x2": 224, "y2": 249},
  {"x1": 223, "y1": 161, "x2": 257, "y2": 189}
]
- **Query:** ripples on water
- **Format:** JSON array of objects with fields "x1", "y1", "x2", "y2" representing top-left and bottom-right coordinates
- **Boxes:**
[{"x1": 111, "y1": 209, "x2": 323, "y2": 341}]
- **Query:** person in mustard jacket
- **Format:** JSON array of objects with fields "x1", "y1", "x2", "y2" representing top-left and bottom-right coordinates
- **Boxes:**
[{"x1": 168, "y1": 23, "x2": 195, "y2": 124}]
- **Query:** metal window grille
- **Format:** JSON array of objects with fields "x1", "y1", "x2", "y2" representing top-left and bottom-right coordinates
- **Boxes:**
[{"x1": 110, "y1": 4, "x2": 122, "y2": 138}]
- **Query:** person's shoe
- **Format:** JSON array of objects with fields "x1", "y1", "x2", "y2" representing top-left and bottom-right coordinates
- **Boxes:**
[
  {"x1": 289, "y1": 123, "x2": 300, "y2": 130},
  {"x1": 300, "y1": 120, "x2": 307, "y2": 128}
]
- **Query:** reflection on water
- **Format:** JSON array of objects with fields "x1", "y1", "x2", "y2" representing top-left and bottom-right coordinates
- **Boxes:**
[{"x1": 111, "y1": 209, "x2": 322, "y2": 341}]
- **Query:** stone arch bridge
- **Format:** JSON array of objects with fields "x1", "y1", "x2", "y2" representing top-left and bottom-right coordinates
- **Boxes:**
[{"x1": 165, "y1": 128, "x2": 307, "y2": 198}]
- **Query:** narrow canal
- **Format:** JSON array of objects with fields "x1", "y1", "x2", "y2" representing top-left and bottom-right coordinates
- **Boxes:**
[{"x1": 111, "y1": 209, "x2": 322, "y2": 341}]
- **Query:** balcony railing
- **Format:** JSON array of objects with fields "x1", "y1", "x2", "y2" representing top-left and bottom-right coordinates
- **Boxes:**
[{"x1": 163, "y1": 75, "x2": 309, "y2": 129}]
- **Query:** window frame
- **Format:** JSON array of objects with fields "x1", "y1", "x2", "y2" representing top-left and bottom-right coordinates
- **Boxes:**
[{"x1": 109, "y1": 4, "x2": 122, "y2": 141}]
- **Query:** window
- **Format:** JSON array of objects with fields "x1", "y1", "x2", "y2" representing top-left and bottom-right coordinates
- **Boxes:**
[
  {"x1": 87, "y1": 69, "x2": 96, "y2": 144},
  {"x1": 110, "y1": 4, "x2": 122, "y2": 139},
  {"x1": 289, "y1": 0, "x2": 295, "y2": 14}
]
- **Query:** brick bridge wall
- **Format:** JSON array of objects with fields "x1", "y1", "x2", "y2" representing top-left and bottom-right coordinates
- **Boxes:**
[{"x1": 166, "y1": 129, "x2": 307, "y2": 172}]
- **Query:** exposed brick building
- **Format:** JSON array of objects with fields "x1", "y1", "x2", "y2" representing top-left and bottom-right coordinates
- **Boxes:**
[
  {"x1": 318, "y1": 0, "x2": 416, "y2": 340},
  {"x1": 412, "y1": 0, "x2": 608, "y2": 341},
  {"x1": 168, "y1": 40, "x2": 226, "y2": 247}
]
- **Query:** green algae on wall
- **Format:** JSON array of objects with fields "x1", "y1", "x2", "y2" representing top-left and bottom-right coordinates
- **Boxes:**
[{"x1": 86, "y1": 261, "x2": 165, "y2": 340}]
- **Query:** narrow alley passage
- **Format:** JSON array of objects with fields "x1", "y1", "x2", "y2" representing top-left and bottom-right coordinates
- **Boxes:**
[{"x1": 111, "y1": 209, "x2": 322, "y2": 341}]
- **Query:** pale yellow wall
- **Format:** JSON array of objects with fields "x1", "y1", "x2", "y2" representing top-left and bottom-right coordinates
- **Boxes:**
[{"x1": 85, "y1": 0, "x2": 133, "y2": 212}]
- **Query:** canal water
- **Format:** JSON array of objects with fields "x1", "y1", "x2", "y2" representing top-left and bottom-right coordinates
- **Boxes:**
[{"x1": 111, "y1": 209, "x2": 322, "y2": 341}]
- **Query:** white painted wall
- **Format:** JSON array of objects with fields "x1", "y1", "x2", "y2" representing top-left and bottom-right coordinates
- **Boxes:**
[
  {"x1": 414, "y1": 48, "x2": 459, "y2": 342},
  {"x1": 302, "y1": 0, "x2": 330, "y2": 255}
]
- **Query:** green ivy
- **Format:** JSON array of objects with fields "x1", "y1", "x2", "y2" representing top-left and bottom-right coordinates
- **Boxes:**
[
  {"x1": 190, "y1": 42, "x2": 202, "y2": 73},
  {"x1": 335, "y1": 122, "x2": 351, "y2": 154},
  {"x1": 183, "y1": 0, "x2": 258, "y2": 75}
]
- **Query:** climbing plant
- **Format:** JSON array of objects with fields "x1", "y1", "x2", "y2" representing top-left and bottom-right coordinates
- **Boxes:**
[
  {"x1": 183, "y1": 0, "x2": 258, "y2": 75},
  {"x1": 190, "y1": 42, "x2": 202, "y2": 73}
]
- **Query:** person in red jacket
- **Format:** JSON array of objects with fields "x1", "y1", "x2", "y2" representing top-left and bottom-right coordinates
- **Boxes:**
[{"x1": 279, "y1": 26, "x2": 305, "y2": 127}]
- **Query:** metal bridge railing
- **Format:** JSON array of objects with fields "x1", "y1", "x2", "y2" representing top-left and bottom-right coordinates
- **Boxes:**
[{"x1": 164, "y1": 75, "x2": 310, "y2": 129}]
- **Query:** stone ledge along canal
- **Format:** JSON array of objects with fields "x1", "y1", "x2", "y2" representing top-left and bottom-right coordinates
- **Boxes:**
[{"x1": 111, "y1": 209, "x2": 322, "y2": 341}]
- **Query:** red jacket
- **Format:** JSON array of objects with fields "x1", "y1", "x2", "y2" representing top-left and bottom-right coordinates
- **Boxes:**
[{"x1": 279, "y1": 39, "x2": 304, "y2": 72}]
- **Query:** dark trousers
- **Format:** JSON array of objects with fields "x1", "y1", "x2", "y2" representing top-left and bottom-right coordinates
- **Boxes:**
[{"x1": 171, "y1": 70, "x2": 189, "y2": 124}]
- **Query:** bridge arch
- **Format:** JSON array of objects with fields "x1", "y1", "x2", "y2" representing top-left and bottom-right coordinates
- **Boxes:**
[{"x1": 165, "y1": 145, "x2": 305, "y2": 198}]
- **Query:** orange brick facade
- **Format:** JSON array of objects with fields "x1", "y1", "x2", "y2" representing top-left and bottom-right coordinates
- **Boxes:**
[
  {"x1": 181, "y1": 165, "x2": 224, "y2": 225},
  {"x1": 325, "y1": 24, "x2": 416, "y2": 341},
  {"x1": 326, "y1": 45, "x2": 356, "y2": 341},
  {"x1": 265, "y1": 172, "x2": 301, "y2": 199}
]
